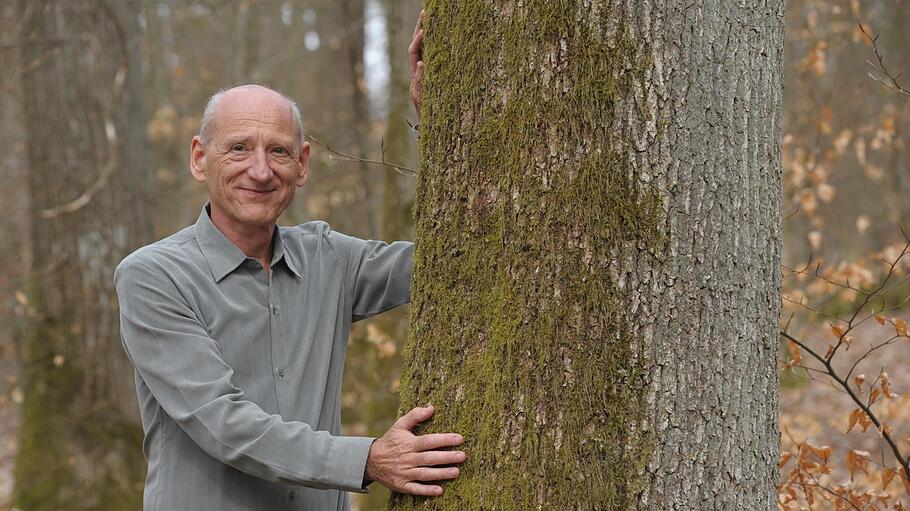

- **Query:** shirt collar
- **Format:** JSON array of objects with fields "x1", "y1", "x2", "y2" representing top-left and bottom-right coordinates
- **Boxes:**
[{"x1": 194, "y1": 202, "x2": 301, "y2": 282}]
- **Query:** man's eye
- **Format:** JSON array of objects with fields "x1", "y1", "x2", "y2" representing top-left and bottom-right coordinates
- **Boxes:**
[
  {"x1": 231, "y1": 143, "x2": 246, "y2": 152},
  {"x1": 272, "y1": 147, "x2": 288, "y2": 155}
]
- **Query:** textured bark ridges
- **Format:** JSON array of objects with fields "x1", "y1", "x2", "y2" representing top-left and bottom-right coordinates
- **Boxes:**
[
  {"x1": 395, "y1": 1, "x2": 662, "y2": 509},
  {"x1": 395, "y1": 0, "x2": 782, "y2": 510}
]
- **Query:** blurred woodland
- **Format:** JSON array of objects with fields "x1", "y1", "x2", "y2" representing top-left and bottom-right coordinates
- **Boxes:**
[{"x1": 0, "y1": 0, "x2": 908, "y2": 510}]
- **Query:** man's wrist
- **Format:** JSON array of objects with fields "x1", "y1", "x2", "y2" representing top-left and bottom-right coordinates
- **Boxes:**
[{"x1": 361, "y1": 438, "x2": 377, "y2": 490}]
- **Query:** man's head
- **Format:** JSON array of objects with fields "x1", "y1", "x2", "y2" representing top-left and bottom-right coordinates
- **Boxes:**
[{"x1": 190, "y1": 84, "x2": 311, "y2": 229}]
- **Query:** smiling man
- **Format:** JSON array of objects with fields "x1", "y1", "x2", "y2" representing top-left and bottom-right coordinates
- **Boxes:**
[{"x1": 113, "y1": 15, "x2": 462, "y2": 511}]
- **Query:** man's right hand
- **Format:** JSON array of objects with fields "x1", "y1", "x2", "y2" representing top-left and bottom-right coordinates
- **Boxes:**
[{"x1": 365, "y1": 405, "x2": 465, "y2": 496}]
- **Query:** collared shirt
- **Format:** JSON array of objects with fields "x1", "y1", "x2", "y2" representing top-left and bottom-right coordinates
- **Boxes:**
[{"x1": 114, "y1": 203, "x2": 413, "y2": 511}]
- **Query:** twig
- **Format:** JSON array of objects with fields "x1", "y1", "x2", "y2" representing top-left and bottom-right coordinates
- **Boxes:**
[
  {"x1": 306, "y1": 135, "x2": 416, "y2": 176},
  {"x1": 781, "y1": 328, "x2": 910, "y2": 482},
  {"x1": 858, "y1": 22, "x2": 910, "y2": 97}
]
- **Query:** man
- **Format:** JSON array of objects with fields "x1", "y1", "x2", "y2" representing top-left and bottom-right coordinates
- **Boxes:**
[{"x1": 114, "y1": 13, "x2": 463, "y2": 511}]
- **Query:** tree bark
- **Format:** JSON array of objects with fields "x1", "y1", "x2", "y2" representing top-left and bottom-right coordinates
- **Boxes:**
[
  {"x1": 14, "y1": 1, "x2": 154, "y2": 509},
  {"x1": 394, "y1": 1, "x2": 783, "y2": 510}
]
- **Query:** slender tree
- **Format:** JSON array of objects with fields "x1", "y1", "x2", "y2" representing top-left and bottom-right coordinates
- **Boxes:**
[
  {"x1": 14, "y1": 1, "x2": 154, "y2": 509},
  {"x1": 394, "y1": 1, "x2": 783, "y2": 509}
]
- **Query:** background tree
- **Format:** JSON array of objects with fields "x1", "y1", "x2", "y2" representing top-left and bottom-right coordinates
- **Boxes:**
[
  {"x1": 393, "y1": 1, "x2": 783, "y2": 509},
  {"x1": 12, "y1": 1, "x2": 154, "y2": 509}
]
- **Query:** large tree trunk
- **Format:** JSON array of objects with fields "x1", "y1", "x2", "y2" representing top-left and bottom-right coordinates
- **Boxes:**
[
  {"x1": 14, "y1": 1, "x2": 154, "y2": 509},
  {"x1": 394, "y1": 1, "x2": 783, "y2": 509}
]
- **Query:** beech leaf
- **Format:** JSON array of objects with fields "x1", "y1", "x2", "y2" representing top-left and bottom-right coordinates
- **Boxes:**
[
  {"x1": 895, "y1": 318, "x2": 908, "y2": 337},
  {"x1": 882, "y1": 467, "x2": 897, "y2": 491},
  {"x1": 830, "y1": 322, "x2": 847, "y2": 338}
]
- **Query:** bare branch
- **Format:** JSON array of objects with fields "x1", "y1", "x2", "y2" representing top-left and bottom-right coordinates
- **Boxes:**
[
  {"x1": 859, "y1": 22, "x2": 910, "y2": 97},
  {"x1": 306, "y1": 135, "x2": 416, "y2": 176}
]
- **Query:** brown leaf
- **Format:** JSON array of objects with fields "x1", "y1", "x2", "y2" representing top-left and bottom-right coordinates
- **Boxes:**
[
  {"x1": 806, "y1": 443, "x2": 832, "y2": 462},
  {"x1": 825, "y1": 344, "x2": 836, "y2": 359},
  {"x1": 846, "y1": 408, "x2": 862, "y2": 434},
  {"x1": 881, "y1": 372, "x2": 898, "y2": 399},
  {"x1": 895, "y1": 318, "x2": 909, "y2": 337},
  {"x1": 830, "y1": 322, "x2": 847, "y2": 338},
  {"x1": 845, "y1": 450, "x2": 870, "y2": 480},
  {"x1": 881, "y1": 467, "x2": 897, "y2": 490},
  {"x1": 870, "y1": 388, "x2": 882, "y2": 405},
  {"x1": 780, "y1": 451, "x2": 792, "y2": 468},
  {"x1": 846, "y1": 408, "x2": 874, "y2": 433},
  {"x1": 854, "y1": 373, "x2": 866, "y2": 394},
  {"x1": 788, "y1": 341, "x2": 802, "y2": 365},
  {"x1": 874, "y1": 314, "x2": 887, "y2": 325},
  {"x1": 901, "y1": 467, "x2": 910, "y2": 496}
]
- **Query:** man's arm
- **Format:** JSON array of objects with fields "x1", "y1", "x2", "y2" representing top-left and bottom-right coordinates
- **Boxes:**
[
  {"x1": 114, "y1": 257, "x2": 374, "y2": 492},
  {"x1": 346, "y1": 237, "x2": 415, "y2": 322}
]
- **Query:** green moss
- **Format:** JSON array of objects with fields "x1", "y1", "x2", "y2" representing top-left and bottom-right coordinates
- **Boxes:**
[
  {"x1": 13, "y1": 286, "x2": 144, "y2": 511},
  {"x1": 391, "y1": 1, "x2": 663, "y2": 509}
]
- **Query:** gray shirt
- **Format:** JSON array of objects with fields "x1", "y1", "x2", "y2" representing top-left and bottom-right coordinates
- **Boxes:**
[{"x1": 114, "y1": 203, "x2": 413, "y2": 511}]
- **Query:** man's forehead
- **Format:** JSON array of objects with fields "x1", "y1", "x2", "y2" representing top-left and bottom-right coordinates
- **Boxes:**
[{"x1": 217, "y1": 87, "x2": 294, "y2": 119}]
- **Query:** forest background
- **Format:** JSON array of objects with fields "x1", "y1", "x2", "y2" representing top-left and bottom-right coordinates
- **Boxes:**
[{"x1": 0, "y1": 0, "x2": 909, "y2": 510}]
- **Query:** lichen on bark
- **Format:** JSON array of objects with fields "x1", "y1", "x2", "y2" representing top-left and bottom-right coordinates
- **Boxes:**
[{"x1": 392, "y1": 1, "x2": 664, "y2": 509}]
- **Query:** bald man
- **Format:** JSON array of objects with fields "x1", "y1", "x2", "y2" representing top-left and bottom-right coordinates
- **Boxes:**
[{"x1": 113, "y1": 16, "x2": 462, "y2": 511}]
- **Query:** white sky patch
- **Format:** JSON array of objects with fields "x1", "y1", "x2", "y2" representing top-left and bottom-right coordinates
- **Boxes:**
[
  {"x1": 304, "y1": 31, "x2": 321, "y2": 52},
  {"x1": 363, "y1": 0, "x2": 389, "y2": 120}
]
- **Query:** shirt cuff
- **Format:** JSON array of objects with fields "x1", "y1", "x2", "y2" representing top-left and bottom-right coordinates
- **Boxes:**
[{"x1": 327, "y1": 435, "x2": 376, "y2": 493}]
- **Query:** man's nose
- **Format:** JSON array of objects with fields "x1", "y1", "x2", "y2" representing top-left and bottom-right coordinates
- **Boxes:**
[{"x1": 247, "y1": 147, "x2": 274, "y2": 183}]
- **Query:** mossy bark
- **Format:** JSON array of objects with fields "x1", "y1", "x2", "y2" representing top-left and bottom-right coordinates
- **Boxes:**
[
  {"x1": 393, "y1": 1, "x2": 783, "y2": 510},
  {"x1": 13, "y1": 1, "x2": 154, "y2": 509}
]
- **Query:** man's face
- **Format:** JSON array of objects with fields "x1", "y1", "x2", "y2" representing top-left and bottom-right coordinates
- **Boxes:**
[{"x1": 190, "y1": 86, "x2": 310, "y2": 229}]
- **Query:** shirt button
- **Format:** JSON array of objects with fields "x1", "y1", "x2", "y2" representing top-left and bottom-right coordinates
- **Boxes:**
[
  {"x1": 277, "y1": 368, "x2": 286, "y2": 378},
  {"x1": 271, "y1": 305, "x2": 280, "y2": 316},
  {"x1": 289, "y1": 489, "x2": 296, "y2": 500}
]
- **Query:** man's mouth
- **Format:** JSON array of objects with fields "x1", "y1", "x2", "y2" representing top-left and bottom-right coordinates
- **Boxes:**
[{"x1": 238, "y1": 187, "x2": 275, "y2": 198}]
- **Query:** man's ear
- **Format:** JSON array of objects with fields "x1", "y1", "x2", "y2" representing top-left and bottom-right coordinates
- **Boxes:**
[
  {"x1": 296, "y1": 141, "x2": 311, "y2": 188},
  {"x1": 189, "y1": 135, "x2": 207, "y2": 183}
]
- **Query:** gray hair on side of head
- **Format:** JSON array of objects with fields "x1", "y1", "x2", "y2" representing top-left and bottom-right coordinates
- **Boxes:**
[{"x1": 198, "y1": 85, "x2": 305, "y2": 145}]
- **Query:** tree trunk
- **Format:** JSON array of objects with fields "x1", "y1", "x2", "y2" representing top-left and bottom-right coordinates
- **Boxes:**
[
  {"x1": 14, "y1": 1, "x2": 154, "y2": 509},
  {"x1": 394, "y1": 1, "x2": 783, "y2": 509}
]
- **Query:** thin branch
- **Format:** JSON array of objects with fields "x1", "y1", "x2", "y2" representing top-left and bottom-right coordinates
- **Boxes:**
[
  {"x1": 859, "y1": 22, "x2": 910, "y2": 97},
  {"x1": 779, "y1": 481, "x2": 863, "y2": 511},
  {"x1": 306, "y1": 135, "x2": 416, "y2": 176},
  {"x1": 780, "y1": 331, "x2": 910, "y2": 480}
]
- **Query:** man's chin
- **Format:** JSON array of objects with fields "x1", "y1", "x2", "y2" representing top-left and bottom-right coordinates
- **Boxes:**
[{"x1": 234, "y1": 204, "x2": 282, "y2": 226}]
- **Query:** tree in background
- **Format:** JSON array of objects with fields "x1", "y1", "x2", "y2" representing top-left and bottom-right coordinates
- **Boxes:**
[
  {"x1": 394, "y1": 1, "x2": 783, "y2": 509},
  {"x1": 13, "y1": 1, "x2": 154, "y2": 509}
]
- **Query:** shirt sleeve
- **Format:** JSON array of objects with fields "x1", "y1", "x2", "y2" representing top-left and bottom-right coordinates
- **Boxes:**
[
  {"x1": 114, "y1": 256, "x2": 375, "y2": 493},
  {"x1": 343, "y1": 237, "x2": 414, "y2": 322}
]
